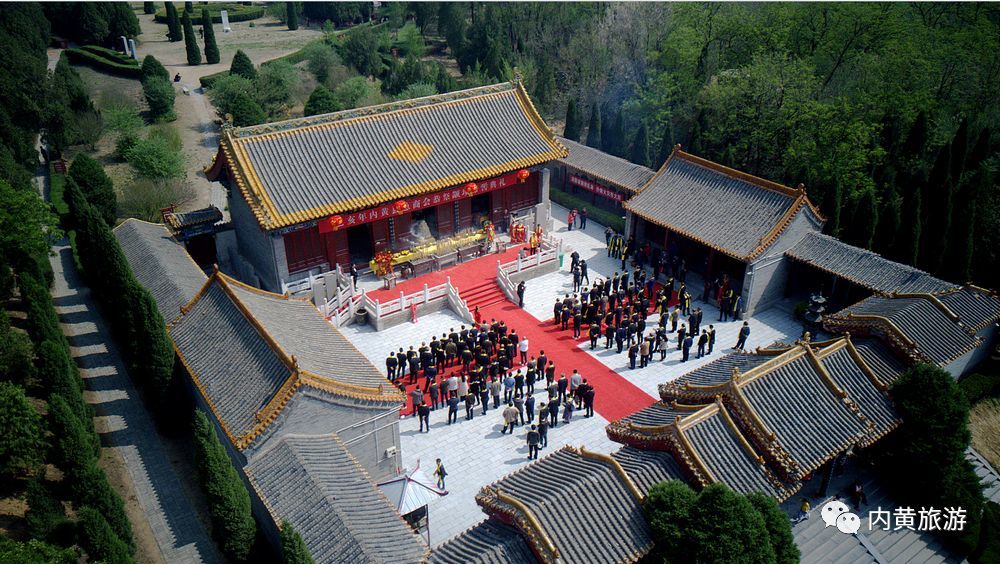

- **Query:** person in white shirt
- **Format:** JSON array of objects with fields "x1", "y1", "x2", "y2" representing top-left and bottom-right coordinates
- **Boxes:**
[{"x1": 519, "y1": 337, "x2": 530, "y2": 364}]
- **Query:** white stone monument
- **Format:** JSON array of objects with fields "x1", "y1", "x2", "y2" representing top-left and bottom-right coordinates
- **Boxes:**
[
  {"x1": 120, "y1": 35, "x2": 129, "y2": 55},
  {"x1": 128, "y1": 38, "x2": 137, "y2": 60},
  {"x1": 220, "y1": 10, "x2": 231, "y2": 32}
]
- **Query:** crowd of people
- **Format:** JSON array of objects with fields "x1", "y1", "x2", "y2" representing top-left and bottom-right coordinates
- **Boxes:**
[{"x1": 390, "y1": 319, "x2": 598, "y2": 458}]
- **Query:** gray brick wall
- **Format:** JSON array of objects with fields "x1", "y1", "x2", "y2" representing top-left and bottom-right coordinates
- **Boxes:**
[
  {"x1": 228, "y1": 186, "x2": 280, "y2": 291},
  {"x1": 743, "y1": 210, "x2": 822, "y2": 317}
]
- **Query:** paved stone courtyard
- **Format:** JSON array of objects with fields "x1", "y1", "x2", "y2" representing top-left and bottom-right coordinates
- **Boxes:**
[{"x1": 340, "y1": 204, "x2": 805, "y2": 546}]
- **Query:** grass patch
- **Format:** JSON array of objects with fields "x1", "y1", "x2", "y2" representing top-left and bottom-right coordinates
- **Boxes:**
[
  {"x1": 970, "y1": 398, "x2": 1000, "y2": 472},
  {"x1": 550, "y1": 187, "x2": 626, "y2": 233}
]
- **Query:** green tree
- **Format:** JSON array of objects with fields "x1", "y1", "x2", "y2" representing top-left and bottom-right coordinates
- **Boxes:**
[
  {"x1": 104, "y1": 2, "x2": 140, "y2": 40},
  {"x1": 823, "y1": 179, "x2": 844, "y2": 237},
  {"x1": 286, "y1": 2, "x2": 299, "y2": 31},
  {"x1": 77, "y1": 3, "x2": 109, "y2": 45},
  {"x1": 920, "y1": 145, "x2": 952, "y2": 274},
  {"x1": 69, "y1": 154, "x2": 117, "y2": 226},
  {"x1": 141, "y1": 54, "x2": 170, "y2": 84},
  {"x1": 181, "y1": 11, "x2": 201, "y2": 65},
  {"x1": 883, "y1": 363, "x2": 984, "y2": 555},
  {"x1": 397, "y1": 83, "x2": 437, "y2": 101},
  {"x1": 34, "y1": 339, "x2": 89, "y2": 423},
  {"x1": 644, "y1": 480, "x2": 697, "y2": 558},
  {"x1": 531, "y1": 58, "x2": 555, "y2": 112},
  {"x1": 303, "y1": 41, "x2": 339, "y2": 85},
  {"x1": 331, "y1": 76, "x2": 381, "y2": 110},
  {"x1": 629, "y1": 123, "x2": 650, "y2": 167},
  {"x1": 0, "y1": 536, "x2": 77, "y2": 564},
  {"x1": 230, "y1": 49, "x2": 257, "y2": 81},
  {"x1": 193, "y1": 410, "x2": 257, "y2": 560},
  {"x1": 0, "y1": 382, "x2": 44, "y2": 479},
  {"x1": 0, "y1": 311, "x2": 35, "y2": 385},
  {"x1": 25, "y1": 474, "x2": 66, "y2": 541},
  {"x1": 202, "y1": 8, "x2": 219, "y2": 64},
  {"x1": 164, "y1": 2, "x2": 182, "y2": 42},
  {"x1": 125, "y1": 135, "x2": 185, "y2": 178},
  {"x1": 563, "y1": 98, "x2": 581, "y2": 142},
  {"x1": 585, "y1": 104, "x2": 602, "y2": 148},
  {"x1": 47, "y1": 394, "x2": 99, "y2": 475},
  {"x1": 143, "y1": 2, "x2": 156, "y2": 15},
  {"x1": 342, "y1": 26, "x2": 383, "y2": 77},
  {"x1": 144, "y1": 76, "x2": 176, "y2": 123},
  {"x1": 124, "y1": 285, "x2": 174, "y2": 396},
  {"x1": 0, "y1": 181, "x2": 58, "y2": 271},
  {"x1": 851, "y1": 189, "x2": 878, "y2": 250},
  {"x1": 184, "y1": 1, "x2": 192, "y2": 13},
  {"x1": 434, "y1": 63, "x2": 456, "y2": 94},
  {"x1": 686, "y1": 484, "x2": 774, "y2": 563},
  {"x1": 255, "y1": 60, "x2": 298, "y2": 118},
  {"x1": 77, "y1": 506, "x2": 132, "y2": 563},
  {"x1": 747, "y1": 492, "x2": 800, "y2": 564},
  {"x1": 70, "y1": 463, "x2": 134, "y2": 551},
  {"x1": 280, "y1": 521, "x2": 314, "y2": 564}
]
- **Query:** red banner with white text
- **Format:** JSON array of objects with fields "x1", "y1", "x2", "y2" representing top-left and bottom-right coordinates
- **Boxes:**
[{"x1": 569, "y1": 174, "x2": 624, "y2": 202}]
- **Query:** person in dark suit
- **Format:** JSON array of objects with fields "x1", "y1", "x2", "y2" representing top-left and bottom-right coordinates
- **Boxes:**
[
  {"x1": 517, "y1": 280, "x2": 526, "y2": 308},
  {"x1": 697, "y1": 330, "x2": 708, "y2": 358},
  {"x1": 418, "y1": 401, "x2": 430, "y2": 432},
  {"x1": 707, "y1": 325, "x2": 716, "y2": 354},
  {"x1": 735, "y1": 321, "x2": 751, "y2": 351},
  {"x1": 682, "y1": 334, "x2": 693, "y2": 362}
]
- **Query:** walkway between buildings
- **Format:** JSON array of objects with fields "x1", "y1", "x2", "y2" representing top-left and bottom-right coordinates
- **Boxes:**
[{"x1": 373, "y1": 243, "x2": 656, "y2": 421}]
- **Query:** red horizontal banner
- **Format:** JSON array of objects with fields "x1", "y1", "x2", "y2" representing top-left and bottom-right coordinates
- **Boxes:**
[
  {"x1": 569, "y1": 174, "x2": 623, "y2": 202},
  {"x1": 319, "y1": 171, "x2": 526, "y2": 233}
]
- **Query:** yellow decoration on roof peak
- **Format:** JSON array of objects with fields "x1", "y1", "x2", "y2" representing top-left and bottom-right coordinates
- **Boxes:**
[{"x1": 387, "y1": 140, "x2": 434, "y2": 164}]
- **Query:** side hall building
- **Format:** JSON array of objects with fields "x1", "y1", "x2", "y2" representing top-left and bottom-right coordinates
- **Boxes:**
[{"x1": 207, "y1": 78, "x2": 567, "y2": 292}]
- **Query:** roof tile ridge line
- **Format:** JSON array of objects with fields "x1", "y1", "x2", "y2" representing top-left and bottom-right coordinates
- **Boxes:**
[
  {"x1": 714, "y1": 397, "x2": 766, "y2": 466},
  {"x1": 675, "y1": 400, "x2": 721, "y2": 431},
  {"x1": 286, "y1": 432, "x2": 430, "y2": 558},
  {"x1": 561, "y1": 159, "x2": 650, "y2": 194},
  {"x1": 219, "y1": 134, "x2": 274, "y2": 229},
  {"x1": 570, "y1": 445, "x2": 645, "y2": 503},
  {"x1": 298, "y1": 369, "x2": 406, "y2": 403},
  {"x1": 228, "y1": 131, "x2": 282, "y2": 229},
  {"x1": 623, "y1": 201, "x2": 751, "y2": 261},
  {"x1": 724, "y1": 384, "x2": 801, "y2": 479},
  {"x1": 674, "y1": 149, "x2": 804, "y2": 199},
  {"x1": 176, "y1": 266, "x2": 220, "y2": 318},
  {"x1": 735, "y1": 346, "x2": 809, "y2": 388},
  {"x1": 559, "y1": 136, "x2": 657, "y2": 178},
  {"x1": 214, "y1": 272, "x2": 297, "y2": 372},
  {"x1": 232, "y1": 81, "x2": 515, "y2": 138},
  {"x1": 512, "y1": 79, "x2": 568, "y2": 159},
  {"x1": 804, "y1": 340, "x2": 878, "y2": 440},
  {"x1": 259, "y1": 149, "x2": 561, "y2": 229},
  {"x1": 747, "y1": 195, "x2": 808, "y2": 260},
  {"x1": 800, "y1": 341, "x2": 849, "y2": 399},
  {"x1": 628, "y1": 143, "x2": 680, "y2": 197},
  {"x1": 478, "y1": 486, "x2": 561, "y2": 563},
  {"x1": 842, "y1": 312, "x2": 917, "y2": 348},
  {"x1": 891, "y1": 291, "x2": 961, "y2": 324},
  {"x1": 672, "y1": 416, "x2": 718, "y2": 484},
  {"x1": 963, "y1": 283, "x2": 1000, "y2": 298},
  {"x1": 783, "y1": 246, "x2": 886, "y2": 295},
  {"x1": 837, "y1": 336, "x2": 885, "y2": 396},
  {"x1": 111, "y1": 217, "x2": 165, "y2": 232},
  {"x1": 170, "y1": 339, "x2": 241, "y2": 448},
  {"x1": 242, "y1": 370, "x2": 302, "y2": 448}
]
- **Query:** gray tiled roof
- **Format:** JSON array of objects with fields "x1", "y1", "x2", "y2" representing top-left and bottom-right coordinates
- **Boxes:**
[
  {"x1": 741, "y1": 355, "x2": 868, "y2": 471},
  {"x1": 822, "y1": 348, "x2": 898, "y2": 440},
  {"x1": 429, "y1": 519, "x2": 534, "y2": 564},
  {"x1": 225, "y1": 282, "x2": 391, "y2": 391},
  {"x1": 678, "y1": 352, "x2": 771, "y2": 387},
  {"x1": 485, "y1": 447, "x2": 652, "y2": 563},
  {"x1": 624, "y1": 151, "x2": 803, "y2": 259},
  {"x1": 170, "y1": 281, "x2": 289, "y2": 438},
  {"x1": 967, "y1": 447, "x2": 1000, "y2": 504},
  {"x1": 852, "y1": 338, "x2": 907, "y2": 388},
  {"x1": 246, "y1": 434, "x2": 426, "y2": 564},
  {"x1": 785, "y1": 231, "x2": 954, "y2": 295},
  {"x1": 166, "y1": 205, "x2": 223, "y2": 228},
  {"x1": 611, "y1": 447, "x2": 687, "y2": 493},
  {"x1": 684, "y1": 408, "x2": 785, "y2": 497},
  {"x1": 938, "y1": 287, "x2": 1000, "y2": 332},
  {"x1": 622, "y1": 401, "x2": 700, "y2": 427},
  {"x1": 557, "y1": 137, "x2": 656, "y2": 193},
  {"x1": 829, "y1": 296, "x2": 979, "y2": 365},
  {"x1": 226, "y1": 81, "x2": 566, "y2": 228},
  {"x1": 113, "y1": 219, "x2": 207, "y2": 323}
]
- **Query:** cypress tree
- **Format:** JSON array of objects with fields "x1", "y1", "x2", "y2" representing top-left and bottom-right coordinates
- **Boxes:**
[
  {"x1": 202, "y1": 9, "x2": 219, "y2": 64},
  {"x1": 143, "y1": 2, "x2": 156, "y2": 15},
  {"x1": 165, "y1": 2, "x2": 182, "y2": 42},
  {"x1": 562, "y1": 99, "x2": 581, "y2": 142},
  {"x1": 71, "y1": 463, "x2": 134, "y2": 551},
  {"x1": 304, "y1": 85, "x2": 339, "y2": 116},
  {"x1": 853, "y1": 189, "x2": 878, "y2": 250},
  {"x1": 585, "y1": 104, "x2": 601, "y2": 149},
  {"x1": 0, "y1": 382, "x2": 44, "y2": 479},
  {"x1": 230, "y1": 49, "x2": 256, "y2": 81},
  {"x1": 141, "y1": 54, "x2": 170, "y2": 84},
  {"x1": 280, "y1": 521, "x2": 314, "y2": 564},
  {"x1": 68, "y1": 154, "x2": 116, "y2": 227},
  {"x1": 874, "y1": 184, "x2": 902, "y2": 256},
  {"x1": 895, "y1": 172, "x2": 922, "y2": 266},
  {"x1": 184, "y1": 1, "x2": 193, "y2": 13},
  {"x1": 629, "y1": 124, "x2": 649, "y2": 167},
  {"x1": 948, "y1": 172, "x2": 980, "y2": 283},
  {"x1": 25, "y1": 475, "x2": 67, "y2": 540},
  {"x1": 182, "y1": 11, "x2": 201, "y2": 65},
  {"x1": 747, "y1": 493, "x2": 800, "y2": 564},
  {"x1": 822, "y1": 180, "x2": 843, "y2": 238},
  {"x1": 47, "y1": 394, "x2": 98, "y2": 475},
  {"x1": 949, "y1": 117, "x2": 969, "y2": 183},
  {"x1": 901, "y1": 111, "x2": 929, "y2": 165},
  {"x1": 286, "y1": 2, "x2": 299, "y2": 31},
  {"x1": 920, "y1": 147, "x2": 952, "y2": 273},
  {"x1": 77, "y1": 507, "x2": 133, "y2": 563},
  {"x1": 656, "y1": 120, "x2": 675, "y2": 166}
]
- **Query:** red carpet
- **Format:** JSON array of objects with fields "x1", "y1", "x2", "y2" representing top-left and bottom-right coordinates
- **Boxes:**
[{"x1": 386, "y1": 248, "x2": 659, "y2": 421}]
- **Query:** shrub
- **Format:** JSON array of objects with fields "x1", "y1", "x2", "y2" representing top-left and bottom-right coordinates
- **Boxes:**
[
  {"x1": 644, "y1": 480, "x2": 696, "y2": 556},
  {"x1": 303, "y1": 40, "x2": 339, "y2": 84},
  {"x1": 0, "y1": 382, "x2": 44, "y2": 479},
  {"x1": 182, "y1": 11, "x2": 201, "y2": 65},
  {"x1": 165, "y1": 2, "x2": 182, "y2": 41},
  {"x1": 304, "y1": 85, "x2": 339, "y2": 117},
  {"x1": 0, "y1": 536, "x2": 77, "y2": 563},
  {"x1": 71, "y1": 463, "x2": 134, "y2": 551},
  {"x1": 286, "y1": 2, "x2": 298, "y2": 30},
  {"x1": 281, "y1": 521, "x2": 313, "y2": 564},
  {"x1": 747, "y1": 492, "x2": 800, "y2": 564},
  {"x1": 148, "y1": 123, "x2": 183, "y2": 152},
  {"x1": 193, "y1": 410, "x2": 256, "y2": 560},
  {"x1": 126, "y1": 136, "x2": 185, "y2": 179},
  {"x1": 47, "y1": 394, "x2": 99, "y2": 475},
  {"x1": 141, "y1": 54, "x2": 170, "y2": 84},
  {"x1": 397, "y1": 82, "x2": 437, "y2": 101},
  {"x1": 256, "y1": 60, "x2": 298, "y2": 118},
  {"x1": 18, "y1": 271, "x2": 64, "y2": 346},
  {"x1": 332, "y1": 76, "x2": 382, "y2": 110},
  {"x1": 0, "y1": 311, "x2": 35, "y2": 385},
  {"x1": 960, "y1": 372, "x2": 998, "y2": 405},
  {"x1": 230, "y1": 49, "x2": 256, "y2": 81},
  {"x1": 25, "y1": 475, "x2": 66, "y2": 541},
  {"x1": 63, "y1": 48, "x2": 141, "y2": 79},
  {"x1": 143, "y1": 76, "x2": 176, "y2": 122},
  {"x1": 69, "y1": 154, "x2": 116, "y2": 226},
  {"x1": 227, "y1": 91, "x2": 266, "y2": 126},
  {"x1": 202, "y1": 8, "x2": 220, "y2": 64},
  {"x1": 144, "y1": 2, "x2": 156, "y2": 15},
  {"x1": 77, "y1": 507, "x2": 133, "y2": 563},
  {"x1": 549, "y1": 188, "x2": 626, "y2": 233},
  {"x1": 119, "y1": 178, "x2": 194, "y2": 222}
]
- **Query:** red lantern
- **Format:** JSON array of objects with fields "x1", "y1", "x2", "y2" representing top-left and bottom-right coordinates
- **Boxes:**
[
  {"x1": 463, "y1": 182, "x2": 478, "y2": 195},
  {"x1": 327, "y1": 215, "x2": 344, "y2": 230},
  {"x1": 393, "y1": 200, "x2": 410, "y2": 214},
  {"x1": 517, "y1": 169, "x2": 530, "y2": 183}
]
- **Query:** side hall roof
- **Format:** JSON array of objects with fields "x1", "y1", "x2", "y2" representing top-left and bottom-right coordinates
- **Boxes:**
[
  {"x1": 246, "y1": 434, "x2": 427, "y2": 563},
  {"x1": 169, "y1": 271, "x2": 404, "y2": 448},
  {"x1": 112, "y1": 219, "x2": 207, "y2": 324},
  {"x1": 557, "y1": 136, "x2": 656, "y2": 193},
  {"x1": 217, "y1": 79, "x2": 567, "y2": 230},
  {"x1": 785, "y1": 231, "x2": 955, "y2": 295},
  {"x1": 624, "y1": 146, "x2": 823, "y2": 260}
]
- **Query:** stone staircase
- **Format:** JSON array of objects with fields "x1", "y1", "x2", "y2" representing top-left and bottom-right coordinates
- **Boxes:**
[{"x1": 460, "y1": 280, "x2": 508, "y2": 311}]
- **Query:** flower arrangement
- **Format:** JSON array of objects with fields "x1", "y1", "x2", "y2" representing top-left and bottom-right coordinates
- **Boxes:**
[{"x1": 374, "y1": 250, "x2": 394, "y2": 276}]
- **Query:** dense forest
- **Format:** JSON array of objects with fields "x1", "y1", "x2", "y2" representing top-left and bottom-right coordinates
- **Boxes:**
[{"x1": 399, "y1": 3, "x2": 999, "y2": 288}]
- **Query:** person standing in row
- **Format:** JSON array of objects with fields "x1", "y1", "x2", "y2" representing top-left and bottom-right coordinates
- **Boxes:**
[
  {"x1": 579, "y1": 207, "x2": 588, "y2": 229},
  {"x1": 479, "y1": 384, "x2": 490, "y2": 415},
  {"x1": 537, "y1": 414, "x2": 549, "y2": 447},
  {"x1": 447, "y1": 394, "x2": 459, "y2": 425},
  {"x1": 501, "y1": 402, "x2": 519, "y2": 434},
  {"x1": 735, "y1": 321, "x2": 751, "y2": 351},
  {"x1": 697, "y1": 330, "x2": 708, "y2": 358},
  {"x1": 418, "y1": 401, "x2": 430, "y2": 432},
  {"x1": 682, "y1": 332, "x2": 693, "y2": 362},
  {"x1": 464, "y1": 393, "x2": 475, "y2": 421},
  {"x1": 708, "y1": 325, "x2": 716, "y2": 354},
  {"x1": 548, "y1": 399, "x2": 560, "y2": 428},
  {"x1": 526, "y1": 425, "x2": 540, "y2": 460},
  {"x1": 519, "y1": 336, "x2": 530, "y2": 364}
]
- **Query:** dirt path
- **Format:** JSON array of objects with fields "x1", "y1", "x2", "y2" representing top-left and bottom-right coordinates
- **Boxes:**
[{"x1": 132, "y1": 10, "x2": 322, "y2": 212}]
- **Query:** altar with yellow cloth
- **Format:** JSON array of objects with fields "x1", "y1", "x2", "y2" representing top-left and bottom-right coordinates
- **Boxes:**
[{"x1": 370, "y1": 230, "x2": 486, "y2": 276}]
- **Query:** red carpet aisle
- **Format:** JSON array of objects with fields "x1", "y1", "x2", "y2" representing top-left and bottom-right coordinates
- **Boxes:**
[{"x1": 365, "y1": 246, "x2": 523, "y2": 304}]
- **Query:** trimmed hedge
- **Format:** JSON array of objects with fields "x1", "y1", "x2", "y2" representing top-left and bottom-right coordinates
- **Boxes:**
[
  {"x1": 49, "y1": 166, "x2": 68, "y2": 220},
  {"x1": 550, "y1": 187, "x2": 626, "y2": 233},
  {"x1": 70, "y1": 463, "x2": 134, "y2": 551},
  {"x1": 155, "y1": 3, "x2": 264, "y2": 24},
  {"x1": 77, "y1": 506, "x2": 133, "y2": 564},
  {"x1": 65, "y1": 48, "x2": 141, "y2": 79},
  {"x1": 78, "y1": 45, "x2": 135, "y2": 66}
]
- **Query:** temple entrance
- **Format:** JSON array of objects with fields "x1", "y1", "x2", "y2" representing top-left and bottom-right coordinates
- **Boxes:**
[
  {"x1": 408, "y1": 207, "x2": 439, "y2": 241},
  {"x1": 471, "y1": 193, "x2": 490, "y2": 226},
  {"x1": 347, "y1": 223, "x2": 372, "y2": 265}
]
